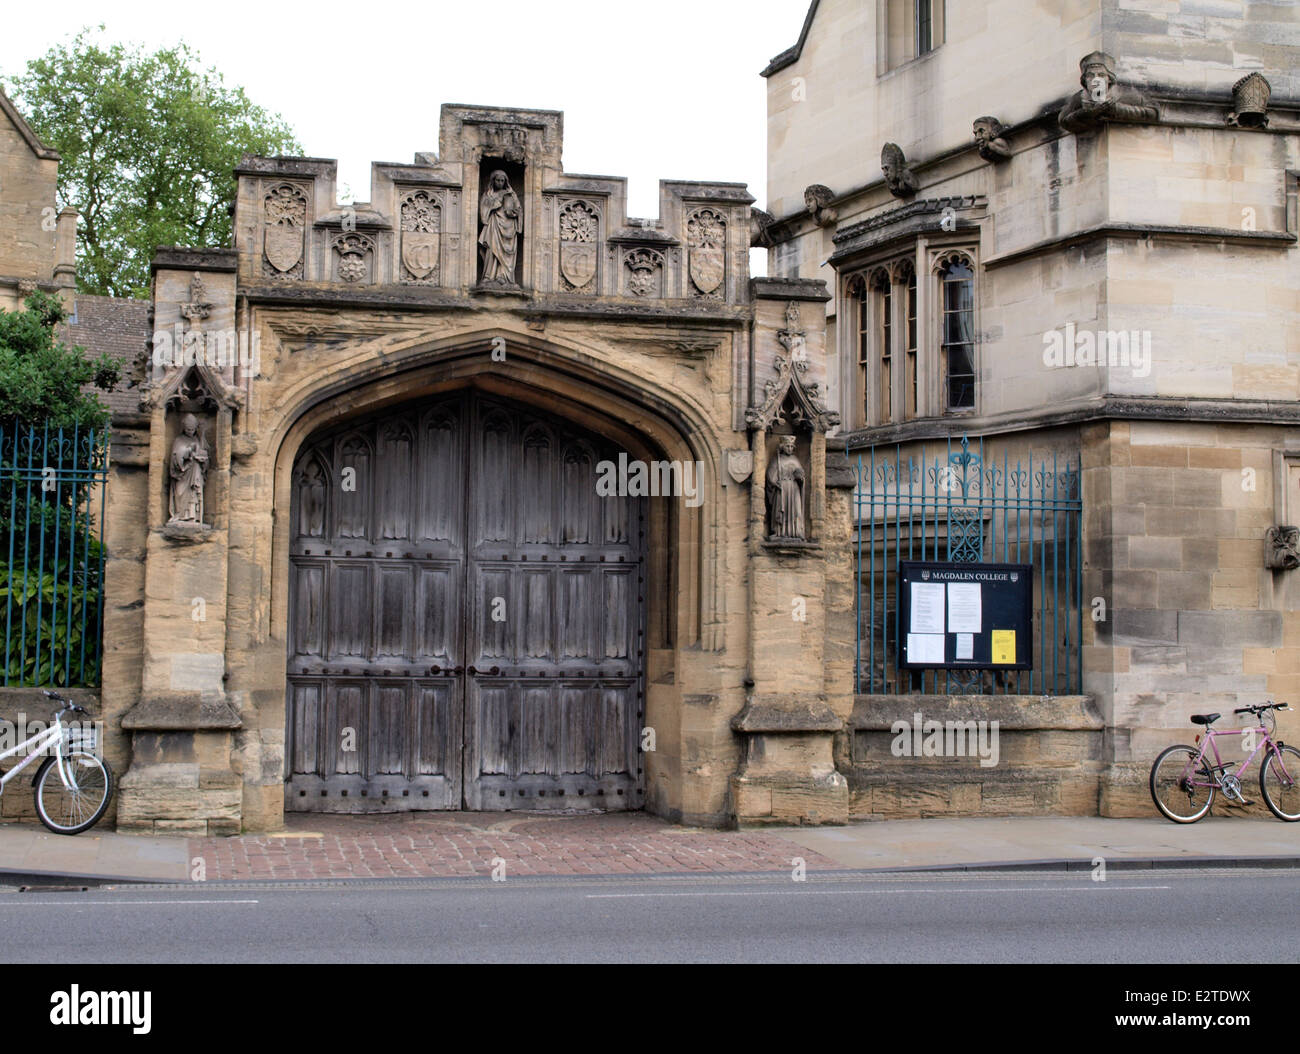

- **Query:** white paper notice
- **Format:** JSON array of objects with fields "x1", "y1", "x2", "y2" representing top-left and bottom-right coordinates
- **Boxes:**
[
  {"x1": 947, "y1": 582, "x2": 982, "y2": 633},
  {"x1": 907, "y1": 633, "x2": 946, "y2": 664},
  {"x1": 910, "y1": 582, "x2": 946, "y2": 634},
  {"x1": 955, "y1": 633, "x2": 974, "y2": 660}
]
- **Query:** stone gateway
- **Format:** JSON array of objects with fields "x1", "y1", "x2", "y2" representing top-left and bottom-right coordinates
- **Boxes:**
[{"x1": 102, "y1": 104, "x2": 855, "y2": 834}]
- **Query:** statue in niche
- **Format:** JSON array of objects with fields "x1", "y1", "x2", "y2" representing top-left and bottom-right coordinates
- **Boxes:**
[
  {"x1": 478, "y1": 169, "x2": 522, "y2": 286},
  {"x1": 881, "y1": 143, "x2": 918, "y2": 198},
  {"x1": 1058, "y1": 51, "x2": 1158, "y2": 133},
  {"x1": 972, "y1": 116, "x2": 1012, "y2": 162},
  {"x1": 168, "y1": 413, "x2": 209, "y2": 525},
  {"x1": 766, "y1": 435, "x2": 806, "y2": 541}
]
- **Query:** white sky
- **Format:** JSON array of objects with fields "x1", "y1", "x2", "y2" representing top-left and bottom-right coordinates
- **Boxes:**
[{"x1": 2, "y1": 0, "x2": 808, "y2": 240}]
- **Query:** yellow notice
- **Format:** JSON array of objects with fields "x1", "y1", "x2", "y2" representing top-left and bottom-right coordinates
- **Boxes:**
[{"x1": 991, "y1": 629, "x2": 1016, "y2": 665}]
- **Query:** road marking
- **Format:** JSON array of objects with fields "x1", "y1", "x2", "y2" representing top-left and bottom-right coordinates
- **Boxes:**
[
  {"x1": 586, "y1": 886, "x2": 1171, "y2": 899},
  {"x1": 0, "y1": 899, "x2": 259, "y2": 906}
]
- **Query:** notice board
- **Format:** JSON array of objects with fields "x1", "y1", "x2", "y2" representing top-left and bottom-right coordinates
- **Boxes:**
[{"x1": 898, "y1": 561, "x2": 1033, "y2": 671}]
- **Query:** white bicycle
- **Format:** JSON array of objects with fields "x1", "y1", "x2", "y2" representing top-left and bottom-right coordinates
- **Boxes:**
[{"x1": 0, "y1": 689, "x2": 113, "y2": 834}]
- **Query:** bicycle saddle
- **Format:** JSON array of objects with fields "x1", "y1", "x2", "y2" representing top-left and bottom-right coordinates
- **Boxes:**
[{"x1": 1190, "y1": 713, "x2": 1220, "y2": 725}]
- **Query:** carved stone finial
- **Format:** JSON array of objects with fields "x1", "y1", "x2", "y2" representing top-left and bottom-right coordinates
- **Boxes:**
[
  {"x1": 179, "y1": 272, "x2": 212, "y2": 326},
  {"x1": 803, "y1": 185, "x2": 838, "y2": 227},
  {"x1": 880, "y1": 144, "x2": 918, "y2": 198},
  {"x1": 973, "y1": 116, "x2": 1012, "y2": 162},
  {"x1": 1266, "y1": 525, "x2": 1300, "y2": 570},
  {"x1": 1228, "y1": 72, "x2": 1271, "y2": 128},
  {"x1": 1058, "y1": 51, "x2": 1159, "y2": 133},
  {"x1": 745, "y1": 302, "x2": 840, "y2": 434}
]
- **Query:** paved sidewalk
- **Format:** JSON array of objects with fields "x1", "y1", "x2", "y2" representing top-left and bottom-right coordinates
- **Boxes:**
[
  {"x1": 0, "y1": 812, "x2": 1297, "y2": 884},
  {"x1": 190, "y1": 812, "x2": 839, "y2": 881}
]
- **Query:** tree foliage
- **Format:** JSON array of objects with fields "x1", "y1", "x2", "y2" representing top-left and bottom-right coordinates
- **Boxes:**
[
  {"x1": 5, "y1": 26, "x2": 301, "y2": 299},
  {"x1": 0, "y1": 291, "x2": 119, "y2": 432}
]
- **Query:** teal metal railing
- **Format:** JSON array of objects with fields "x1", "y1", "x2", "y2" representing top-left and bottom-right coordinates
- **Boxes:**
[
  {"x1": 1, "y1": 421, "x2": 109, "y2": 687},
  {"x1": 852, "y1": 434, "x2": 1082, "y2": 696}
]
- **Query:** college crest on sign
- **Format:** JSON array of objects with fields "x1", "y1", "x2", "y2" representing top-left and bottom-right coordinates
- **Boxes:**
[
  {"x1": 264, "y1": 225, "x2": 303, "y2": 273},
  {"x1": 689, "y1": 248, "x2": 724, "y2": 295},
  {"x1": 560, "y1": 242, "x2": 596, "y2": 289},
  {"x1": 402, "y1": 230, "x2": 440, "y2": 280},
  {"x1": 726, "y1": 449, "x2": 753, "y2": 484}
]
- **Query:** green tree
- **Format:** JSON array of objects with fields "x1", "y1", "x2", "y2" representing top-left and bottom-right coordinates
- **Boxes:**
[{"x1": 5, "y1": 26, "x2": 301, "y2": 299}]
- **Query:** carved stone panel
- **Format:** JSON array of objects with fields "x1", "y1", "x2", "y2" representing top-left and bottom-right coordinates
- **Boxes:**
[
  {"x1": 686, "y1": 208, "x2": 726, "y2": 298},
  {"x1": 558, "y1": 199, "x2": 599, "y2": 291},
  {"x1": 333, "y1": 233, "x2": 375, "y2": 284},
  {"x1": 400, "y1": 190, "x2": 442, "y2": 283},
  {"x1": 624, "y1": 247, "x2": 664, "y2": 298},
  {"x1": 263, "y1": 182, "x2": 309, "y2": 279}
]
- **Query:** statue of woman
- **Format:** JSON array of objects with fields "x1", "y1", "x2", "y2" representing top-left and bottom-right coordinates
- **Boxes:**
[
  {"x1": 168, "y1": 413, "x2": 209, "y2": 524},
  {"x1": 766, "y1": 434, "x2": 805, "y2": 540},
  {"x1": 478, "y1": 170, "x2": 522, "y2": 285}
]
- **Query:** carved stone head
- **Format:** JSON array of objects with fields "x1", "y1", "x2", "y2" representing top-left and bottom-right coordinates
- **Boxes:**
[
  {"x1": 778, "y1": 434, "x2": 797, "y2": 456},
  {"x1": 881, "y1": 143, "x2": 918, "y2": 198},
  {"x1": 181, "y1": 412, "x2": 198, "y2": 436},
  {"x1": 803, "y1": 185, "x2": 837, "y2": 227},
  {"x1": 973, "y1": 117, "x2": 1001, "y2": 147},
  {"x1": 1229, "y1": 72, "x2": 1271, "y2": 128},
  {"x1": 972, "y1": 116, "x2": 1012, "y2": 162},
  {"x1": 1079, "y1": 51, "x2": 1116, "y2": 100}
]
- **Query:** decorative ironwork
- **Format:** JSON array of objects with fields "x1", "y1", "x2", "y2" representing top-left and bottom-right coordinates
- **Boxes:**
[{"x1": 852, "y1": 434, "x2": 1083, "y2": 696}]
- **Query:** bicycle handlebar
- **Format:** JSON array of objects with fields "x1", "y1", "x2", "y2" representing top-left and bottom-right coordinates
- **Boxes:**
[
  {"x1": 40, "y1": 690, "x2": 87, "y2": 717},
  {"x1": 1234, "y1": 702, "x2": 1290, "y2": 715}
]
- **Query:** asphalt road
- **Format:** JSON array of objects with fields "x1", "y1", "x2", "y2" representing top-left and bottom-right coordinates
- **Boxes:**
[{"x1": 6, "y1": 868, "x2": 1297, "y2": 964}]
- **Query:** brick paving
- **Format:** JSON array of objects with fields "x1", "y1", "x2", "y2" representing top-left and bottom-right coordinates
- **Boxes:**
[{"x1": 189, "y1": 811, "x2": 838, "y2": 881}]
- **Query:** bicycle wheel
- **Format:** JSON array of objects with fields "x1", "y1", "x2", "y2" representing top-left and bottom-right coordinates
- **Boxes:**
[
  {"x1": 1260, "y1": 744, "x2": 1300, "y2": 822},
  {"x1": 34, "y1": 751, "x2": 114, "y2": 835},
  {"x1": 1150, "y1": 744, "x2": 1215, "y2": 823}
]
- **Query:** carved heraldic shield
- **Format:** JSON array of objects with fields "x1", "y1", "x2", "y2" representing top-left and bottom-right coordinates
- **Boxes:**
[
  {"x1": 401, "y1": 191, "x2": 441, "y2": 280},
  {"x1": 264, "y1": 183, "x2": 307, "y2": 274},
  {"x1": 687, "y1": 208, "x2": 726, "y2": 295},
  {"x1": 559, "y1": 201, "x2": 598, "y2": 289}
]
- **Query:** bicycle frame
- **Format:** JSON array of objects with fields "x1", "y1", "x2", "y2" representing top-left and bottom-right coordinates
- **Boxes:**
[
  {"x1": 1180, "y1": 724, "x2": 1293, "y2": 787},
  {"x1": 0, "y1": 713, "x2": 77, "y2": 793}
]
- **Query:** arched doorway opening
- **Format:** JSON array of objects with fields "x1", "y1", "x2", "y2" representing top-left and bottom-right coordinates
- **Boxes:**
[{"x1": 284, "y1": 388, "x2": 646, "y2": 812}]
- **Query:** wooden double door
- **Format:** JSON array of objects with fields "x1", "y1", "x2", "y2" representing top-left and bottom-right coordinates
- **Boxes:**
[{"x1": 286, "y1": 392, "x2": 645, "y2": 812}]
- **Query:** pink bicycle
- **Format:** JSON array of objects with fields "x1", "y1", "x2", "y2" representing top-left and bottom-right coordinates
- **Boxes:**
[{"x1": 1150, "y1": 702, "x2": 1299, "y2": 823}]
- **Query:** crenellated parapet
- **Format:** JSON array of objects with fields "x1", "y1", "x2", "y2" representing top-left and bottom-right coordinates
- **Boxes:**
[{"x1": 230, "y1": 105, "x2": 755, "y2": 306}]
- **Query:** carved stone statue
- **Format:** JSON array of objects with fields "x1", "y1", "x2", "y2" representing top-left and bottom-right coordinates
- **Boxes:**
[
  {"x1": 973, "y1": 116, "x2": 1012, "y2": 162},
  {"x1": 168, "y1": 413, "x2": 209, "y2": 525},
  {"x1": 881, "y1": 144, "x2": 918, "y2": 198},
  {"x1": 1058, "y1": 51, "x2": 1158, "y2": 133},
  {"x1": 766, "y1": 434, "x2": 805, "y2": 541},
  {"x1": 478, "y1": 169, "x2": 522, "y2": 286}
]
